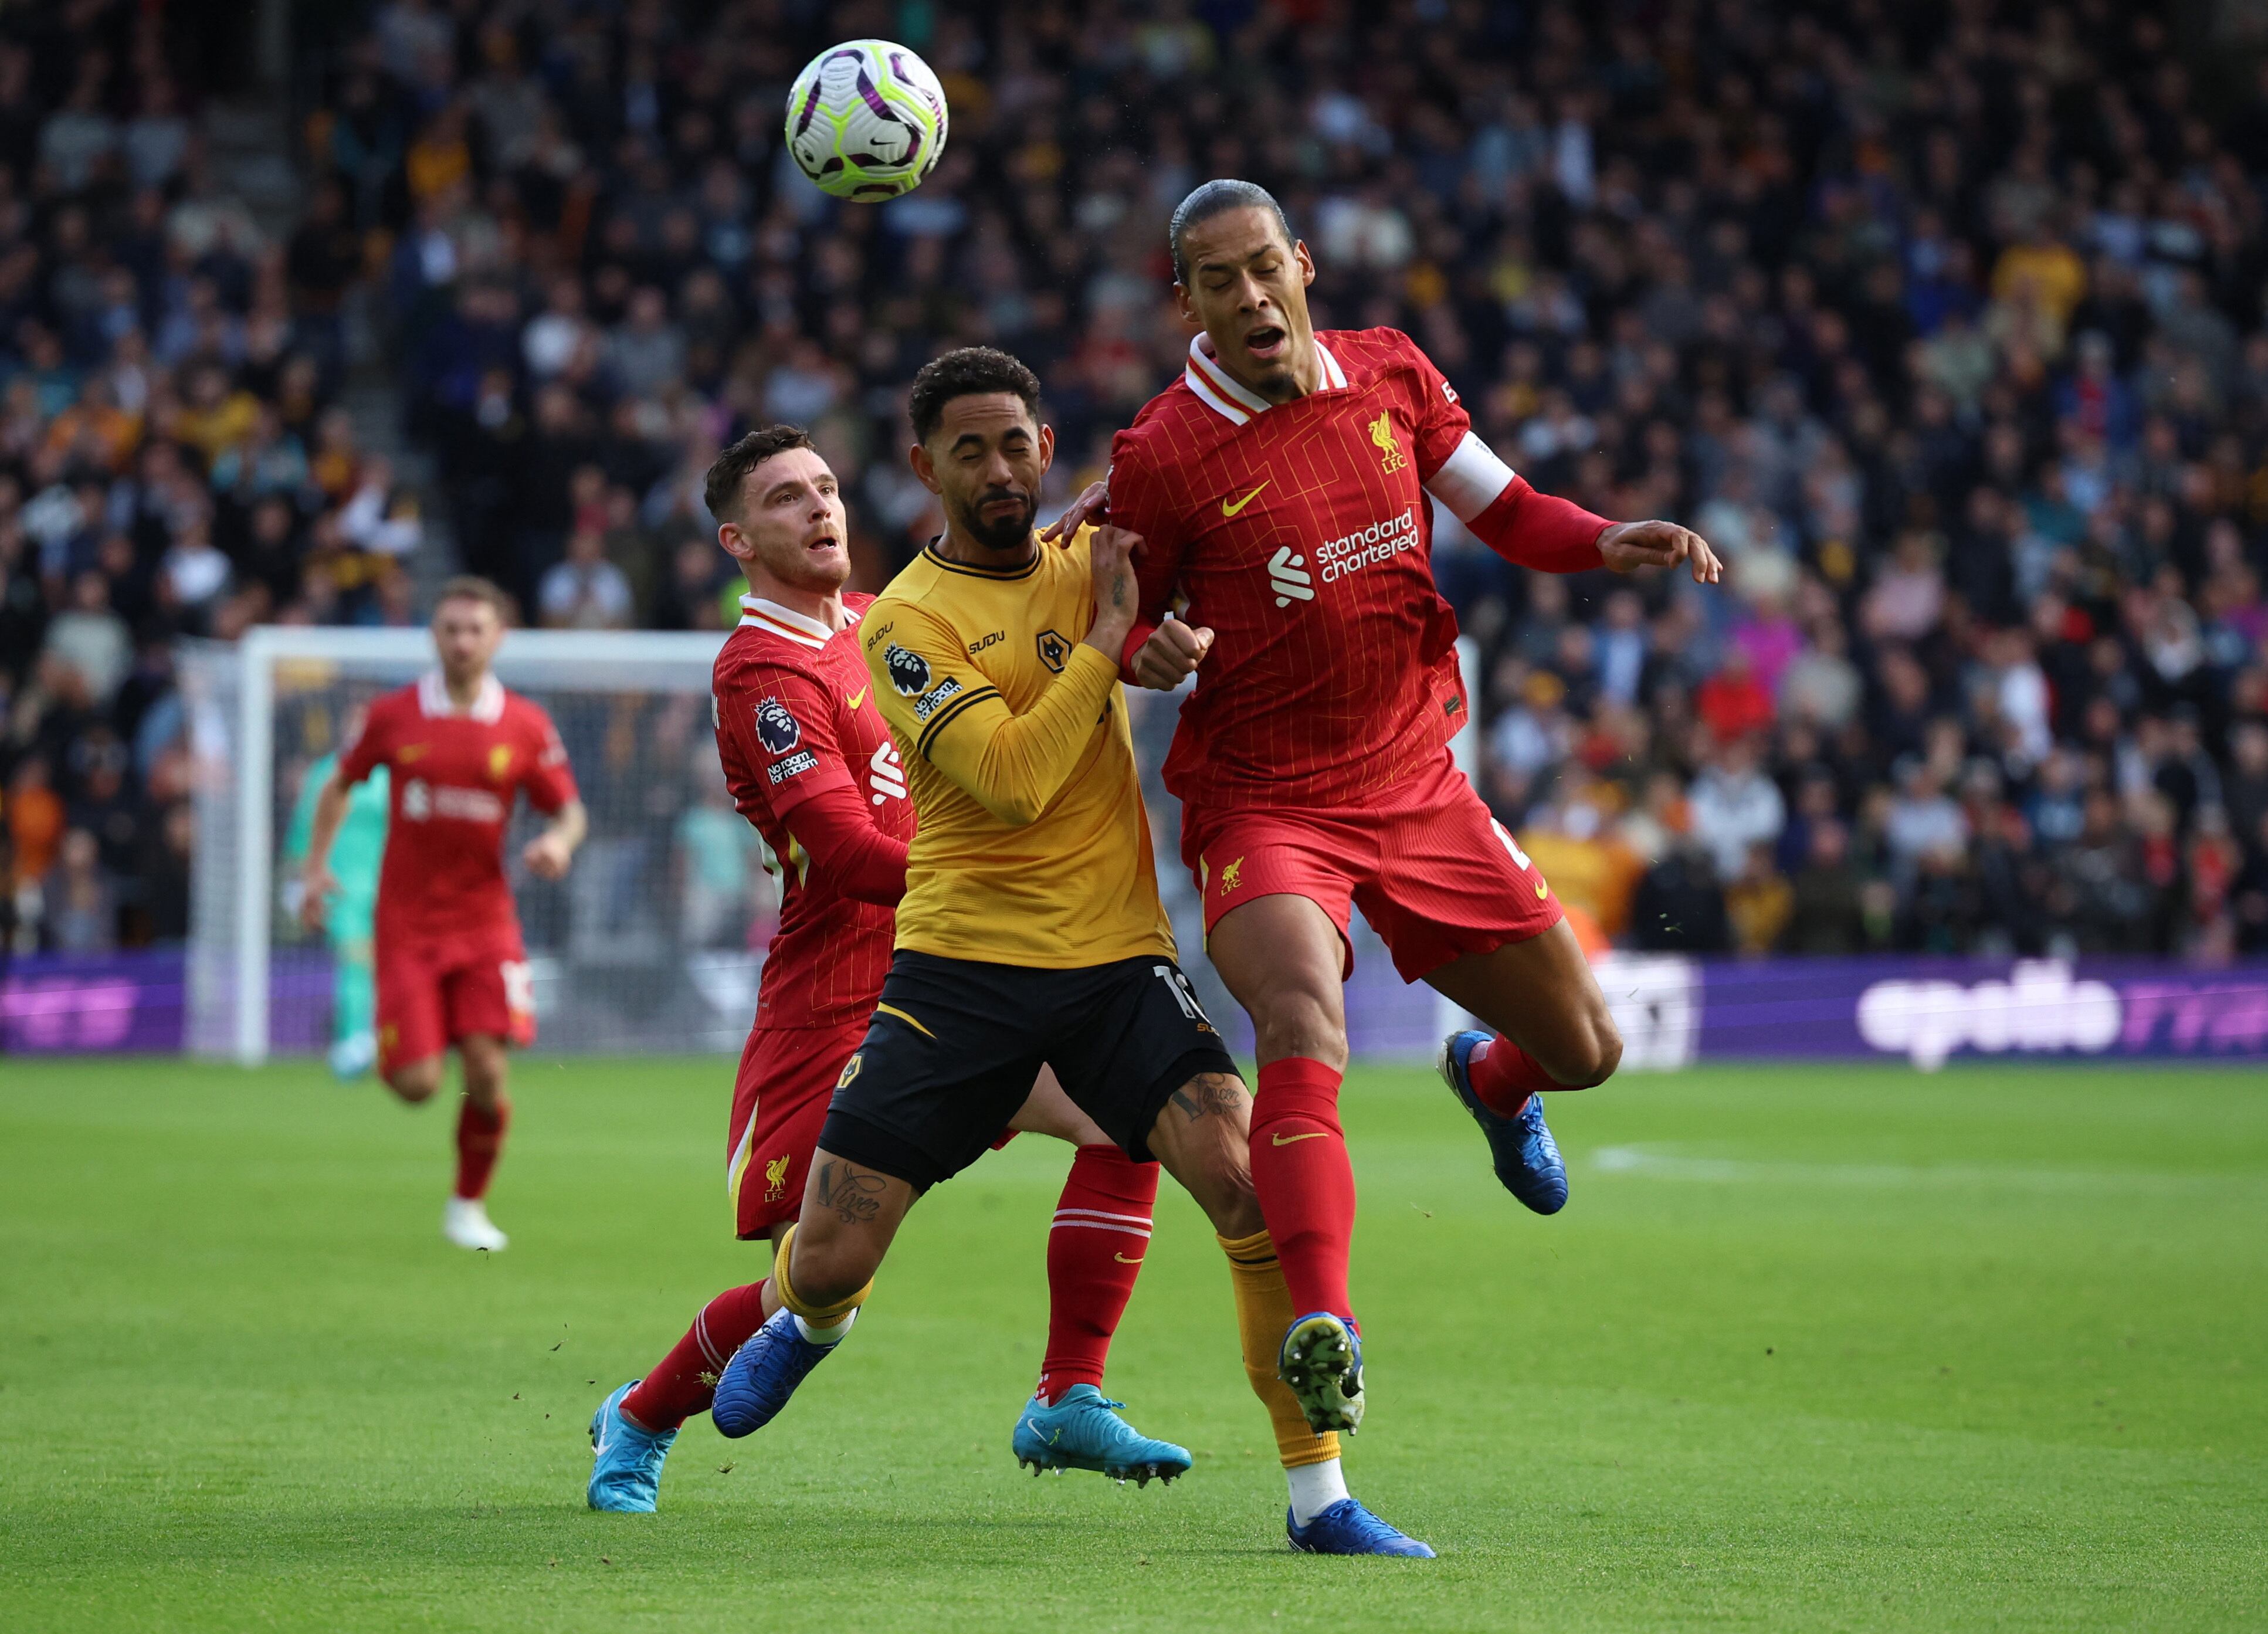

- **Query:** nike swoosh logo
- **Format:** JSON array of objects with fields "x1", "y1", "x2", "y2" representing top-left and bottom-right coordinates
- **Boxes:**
[
  {"x1": 1537, "y1": 881, "x2": 1549, "y2": 898},
  {"x1": 1114, "y1": 1253, "x2": 1144, "y2": 1264},
  {"x1": 1221, "y1": 481, "x2": 1270, "y2": 517},
  {"x1": 1272, "y1": 1131, "x2": 1330, "y2": 1146},
  {"x1": 847, "y1": 688, "x2": 868, "y2": 709}
]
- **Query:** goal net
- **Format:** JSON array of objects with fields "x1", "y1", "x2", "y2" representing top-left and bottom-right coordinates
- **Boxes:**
[{"x1": 179, "y1": 626, "x2": 753, "y2": 1064}]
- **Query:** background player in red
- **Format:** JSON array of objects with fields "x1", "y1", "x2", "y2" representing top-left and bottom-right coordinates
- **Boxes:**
[
  {"x1": 299, "y1": 577, "x2": 587, "y2": 1253},
  {"x1": 585, "y1": 425, "x2": 1188, "y2": 1513},
  {"x1": 1049, "y1": 179, "x2": 1723, "y2": 1435}
]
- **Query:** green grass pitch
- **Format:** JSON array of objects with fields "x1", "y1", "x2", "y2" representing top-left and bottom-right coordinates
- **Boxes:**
[{"x1": 2, "y1": 1056, "x2": 2263, "y2": 1632}]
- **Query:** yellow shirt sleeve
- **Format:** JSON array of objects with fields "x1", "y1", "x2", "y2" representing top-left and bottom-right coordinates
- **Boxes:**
[{"x1": 867, "y1": 605, "x2": 1121, "y2": 828}]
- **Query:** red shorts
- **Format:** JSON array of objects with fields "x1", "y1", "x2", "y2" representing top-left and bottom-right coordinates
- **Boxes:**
[
  {"x1": 1180, "y1": 751, "x2": 1562, "y2": 983},
  {"x1": 375, "y1": 926, "x2": 533, "y2": 1074},
  {"x1": 726, "y1": 1016, "x2": 1023, "y2": 1240},
  {"x1": 727, "y1": 1020, "x2": 867, "y2": 1240}
]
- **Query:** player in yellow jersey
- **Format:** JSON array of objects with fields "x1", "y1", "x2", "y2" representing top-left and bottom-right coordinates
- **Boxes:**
[{"x1": 709, "y1": 348, "x2": 1433, "y2": 1556}]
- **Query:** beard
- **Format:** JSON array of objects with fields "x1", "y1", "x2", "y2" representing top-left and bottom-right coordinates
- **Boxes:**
[{"x1": 951, "y1": 486, "x2": 1036, "y2": 554}]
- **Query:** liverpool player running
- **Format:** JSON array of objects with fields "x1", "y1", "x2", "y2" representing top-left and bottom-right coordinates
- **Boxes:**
[
  {"x1": 708, "y1": 351, "x2": 1426, "y2": 1555},
  {"x1": 1049, "y1": 181, "x2": 1722, "y2": 1436},
  {"x1": 299, "y1": 577, "x2": 587, "y2": 1252},
  {"x1": 585, "y1": 425, "x2": 1187, "y2": 1514}
]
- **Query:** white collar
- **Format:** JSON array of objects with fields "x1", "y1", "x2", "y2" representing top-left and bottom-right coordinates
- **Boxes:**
[
  {"x1": 738, "y1": 594, "x2": 856, "y2": 650},
  {"x1": 418, "y1": 670, "x2": 506, "y2": 723},
  {"x1": 1182, "y1": 333, "x2": 1347, "y2": 426}
]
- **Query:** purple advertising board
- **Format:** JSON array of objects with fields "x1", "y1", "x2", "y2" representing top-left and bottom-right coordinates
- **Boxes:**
[
  {"x1": 1, "y1": 951, "x2": 188, "y2": 1054},
  {"x1": 1684, "y1": 957, "x2": 2268, "y2": 1069},
  {"x1": 1, "y1": 950, "x2": 335, "y2": 1056},
  {"x1": 5, "y1": 948, "x2": 2265, "y2": 1067}
]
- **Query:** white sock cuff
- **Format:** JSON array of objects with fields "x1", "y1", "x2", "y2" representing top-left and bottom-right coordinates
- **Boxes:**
[
  {"x1": 792, "y1": 1307, "x2": 857, "y2": 1345},
  {"x1": 1285, "y1": 1456, "x2": 1349, "y2": 1526}
]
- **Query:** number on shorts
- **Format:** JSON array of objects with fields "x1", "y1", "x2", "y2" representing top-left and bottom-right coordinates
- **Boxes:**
[
  {"x1": 1490, "y1": 819, "x2": 1534, "y2": 872},
  {"x1": 1152, "y1": 964, "x2": 1213, "y2": 1027},
  {"x1": 500, "y1": 960, "x2": 535, "y2": 1018}
]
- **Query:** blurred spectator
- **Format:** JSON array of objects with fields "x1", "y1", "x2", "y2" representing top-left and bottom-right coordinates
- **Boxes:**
[
  {"x1": 1629, "y1": 841, "x2": 1731, "y2": 955},
  {"x1": 1724, "y1": 842, "x2": 1794, "y2": 957},
  {"x1": 538, "y1": 526, "x2": 633, "y2": 629},
  {"x1": 1689, "y1": 738, "x2": 1786, "y2": 880},
  {"x1": 43, "y1": 827, "x2": 114, "y2": 952}
]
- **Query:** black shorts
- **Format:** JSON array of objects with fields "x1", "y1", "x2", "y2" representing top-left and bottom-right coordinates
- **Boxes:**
[{"x1": 818, "y1": 950, "x2": 1239, "y2": 1191}]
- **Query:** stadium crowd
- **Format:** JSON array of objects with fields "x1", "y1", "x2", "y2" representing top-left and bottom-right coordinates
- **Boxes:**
[
  {"x1": 7, "y1": 0, "x2": 2268, "y2": 965},
  {"x1": 0, "y1": 0, "x2": 430, "y2": 954}
]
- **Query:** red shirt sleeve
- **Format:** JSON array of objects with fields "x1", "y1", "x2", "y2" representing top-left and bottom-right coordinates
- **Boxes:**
[
  {"x1": 1398, "y1": 330, "x2": 1474, "y2": 481},
  {"x1": 714, "y1": 665, "x2": 856, "y2": 819},
  {"x1": 1103, "y1": 430, "x2": 1190, "y2": 679},
  {"x1": 337, "y1": 698, "x2": 391, "y2": 785},
  {"x1": 780, "y1": 783, "x2": 908, "y2": 906},
  {"x1": 517, "y1": 701, "x2": 578, "y2": 813},
  {"x1": 1468, "y1": 477, "x2": 1611, "y2": 573}
]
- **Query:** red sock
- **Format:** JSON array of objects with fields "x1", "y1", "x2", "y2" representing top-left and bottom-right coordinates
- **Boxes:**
[
  {"x1": 621, "y1": 1280, "x2": 771, "y2": 1431},
  {"x1": 1248, "y1": 1057, "x2": 1356, "y2": 1324},
  {"x1": 452, "y1": 1093, "x2": 511, "y2": 1201},
  {"x1": 1036, "y1": 1144, "x2": 1159, "y2": 1402},
  {"x1": 1466, "y1": 1037, "x2": 1562, "y2": 1117}
]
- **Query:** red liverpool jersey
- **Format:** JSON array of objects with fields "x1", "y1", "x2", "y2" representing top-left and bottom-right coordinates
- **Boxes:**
[
  {"x1": 713, "y1": 592, "x2": 911, "y2": 1029},
  {"x1": 340, "y1": 672, "x2": 578, "y2": 943},
  {"x1": 1108, "y1": 327, "x2": 1479, "y2": 810}
]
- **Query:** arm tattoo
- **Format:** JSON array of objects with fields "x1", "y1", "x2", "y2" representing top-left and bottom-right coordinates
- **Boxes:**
[
  {"x1": 1168, "y1": 1072, "x2": 1249, "y2": 1124},
  {"x1": 813, "y1": 1160, "x2": 888, "y2": 1226}
]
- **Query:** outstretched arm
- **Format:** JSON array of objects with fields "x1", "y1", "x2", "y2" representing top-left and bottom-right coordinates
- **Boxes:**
[
  {"x1": 297, "y1": 768, "x2": 352, "y2": 934},
  {"x1": 1426, "y1": 432, "x2": 1723, "y2": 582}
]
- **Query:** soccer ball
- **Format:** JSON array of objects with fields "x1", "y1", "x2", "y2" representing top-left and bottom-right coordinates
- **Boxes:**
[{"x1": 784, "y1": 40, "x2": 949, "y2": 202}]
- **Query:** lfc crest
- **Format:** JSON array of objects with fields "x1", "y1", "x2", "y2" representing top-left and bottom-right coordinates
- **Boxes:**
[{"x1": 1368, "y1": 412, "x2": 1406, "y2": 473}]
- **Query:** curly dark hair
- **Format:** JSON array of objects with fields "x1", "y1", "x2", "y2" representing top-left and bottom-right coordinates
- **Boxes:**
[
  {"x1": 907, "y1": 347, "x2": 1042, "y2": 445},
  {"x1": 1168, "y1": 179, "x2": 1294, "y2": 286},
  {"x1": 704, "y1": 424, "x2": 816, "y2": 524}
]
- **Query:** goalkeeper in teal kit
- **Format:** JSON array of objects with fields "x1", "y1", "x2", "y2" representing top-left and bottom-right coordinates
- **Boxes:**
[{"x1": 285, "y1": 747, "x2": 388, "y2": 1078}]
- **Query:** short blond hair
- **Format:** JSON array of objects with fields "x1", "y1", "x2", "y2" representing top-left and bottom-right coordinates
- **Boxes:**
[{"x1": 433, "y1": 575, "x2": 513, "y2": 622}]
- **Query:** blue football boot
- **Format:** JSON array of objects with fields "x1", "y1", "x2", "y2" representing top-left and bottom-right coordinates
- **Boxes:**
[
  {"x1": 1011, "y1": 1384, "x2": 1192, "y2": 1484},
  {"x1": 586, "y1": 1381, "x2": 676, "y2": 1512},
  {"x1": 1437, "y1": 1029, "x2": 1569, "y2": 1215},
  {"x1": 1287, "y1": 1498, "x2": 1436, "y2": 1557},
  {"x1": 710, "y1": 1307, "x2": 846, "y2": 1438},
  {"x1": 1277, "y1": 1311, "x2": 1365, "y2": 1435}
]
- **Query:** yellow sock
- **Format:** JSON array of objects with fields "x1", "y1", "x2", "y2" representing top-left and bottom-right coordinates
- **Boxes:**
[
  {"x1": 1218, "y1": 1228, "x2": 1342, "y2": 1470},
  {"x1": 771, "y1": 1222, "x2": 872, "y2": 1327}
]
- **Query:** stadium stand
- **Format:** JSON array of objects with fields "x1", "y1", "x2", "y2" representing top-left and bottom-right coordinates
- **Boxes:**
[{"x1": 4, "y1": 0, "x2": 2268, "y2": 964}]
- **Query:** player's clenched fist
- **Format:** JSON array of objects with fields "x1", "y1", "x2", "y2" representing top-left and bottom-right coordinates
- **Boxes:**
[
  {"x1": 1130, "y1": 619, "x2": 1215, "y2": 691},
  {"x1": 298, "y1": 862, "x2": 338, "y2": 933},
  {"x1": 1597, "y1": 519, "x2": 1724, "y2": 584},
  {"x1": 521, "y1": 830, "x2": 575, "y2": 880},
  {"x1": 1083, "y1": 524, "x2": 1142, "y2": 656}
]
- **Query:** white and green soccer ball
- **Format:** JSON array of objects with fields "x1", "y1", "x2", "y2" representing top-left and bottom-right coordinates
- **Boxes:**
[{"x1": 784, "y1": 39, "x2": 949, "y2": 202}]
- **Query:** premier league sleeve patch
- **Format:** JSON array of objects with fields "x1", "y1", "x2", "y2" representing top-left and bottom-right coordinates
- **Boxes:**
[
  {"x1": 884, "y1": 645, "x2": 933, "y2": 697},
  {"x1": 754, "y1": 697, "x2": 802, "y2": 755}
]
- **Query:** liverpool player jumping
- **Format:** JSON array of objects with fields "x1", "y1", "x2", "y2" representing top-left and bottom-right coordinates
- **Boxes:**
[
  {"x1": 1048, "y1": 181, "x2": 1721, "y2": 1435},
  {"x1": 585, "y1": 425, "x2": 1187, "y2": 1513},
  {"x1": 299, "y1": 577, "x2": 587, "y2": 1253}
]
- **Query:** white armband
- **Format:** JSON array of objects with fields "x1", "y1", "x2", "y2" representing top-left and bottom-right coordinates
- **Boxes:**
[{"x1": 1423, "y1": 432, "x2": 1519, "y2": 524}]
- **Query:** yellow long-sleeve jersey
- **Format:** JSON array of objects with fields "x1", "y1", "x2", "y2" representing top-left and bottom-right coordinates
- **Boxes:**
[{"x1": 861, "y1": 528, "x2": 1176, "y2": 969}]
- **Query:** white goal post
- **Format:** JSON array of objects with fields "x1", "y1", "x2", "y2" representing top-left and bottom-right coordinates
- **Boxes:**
[{"x1": 180, "y1": 625, "x2": 735, "y2": 1065}]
